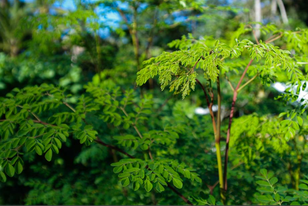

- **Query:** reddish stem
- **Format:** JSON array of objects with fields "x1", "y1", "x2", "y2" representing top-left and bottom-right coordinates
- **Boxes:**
[
  {"x1": 223, "y1": 59, "x2": 254, "y2": 190},
  {"x1": 195, "y1": 79, "x2": 217, "y2": 135}
]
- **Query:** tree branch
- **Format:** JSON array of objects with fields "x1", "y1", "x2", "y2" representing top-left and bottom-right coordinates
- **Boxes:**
[
  {"x1": 265, "y1": 32, "x2": 283, "y2": 44},
  {"x1": 63, "y1": 101, "x2": 76, "y2": 113},
  {"x1": 237, "y1": 73, "x2": 258, "y2": 93},
  {"x1": 120, "y1": 107, "x2": 143, "y2": 139},
  {"x1": 167, "y1": 184, "x2": 193, "y2": 205},
  {"x1": 95, "y1": 138, "x2": 135, "y2": 159},
  {"x1": 30, "y1": 111, "x2": 42, "y2": 122},
  {"x1": 156, "y1": 95, "x2": 173, "y2": 114}
]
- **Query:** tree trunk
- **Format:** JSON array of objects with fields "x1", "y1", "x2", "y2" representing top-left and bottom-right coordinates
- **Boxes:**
[
  {"x1": 254, "y1": 0, "x2": 262, "y2": 38},
  {"x1": 277, "y1": 0, "x2": 289, "y2": 24}
]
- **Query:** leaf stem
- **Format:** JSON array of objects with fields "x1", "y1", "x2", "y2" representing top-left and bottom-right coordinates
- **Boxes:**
[
  {"x1": 237, "y1": 73, "x2": 258, "y2": 93},
  {"x1": 63, "y1": 102, "x2": 76, "y2": 113},
  {"x1": 265, "y1": 32, "x2": 283, "y2": 44},
  {"x1": 120, "y1": 107, "x2": 143, "y2": 139},
  {"x1": 95, "y1": 138, "x2": 135, "y2": 159},
  {"x1": 225, "y1": 75, "x2": 235, "y2": 92},
  {"x1": 30, "y1": 111, "x2": 41, "y2": 122}
]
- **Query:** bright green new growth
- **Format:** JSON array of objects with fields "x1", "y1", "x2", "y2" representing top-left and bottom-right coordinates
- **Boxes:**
[{"x1": 137, "y1": 25, "x2": 307, "y2": 99}]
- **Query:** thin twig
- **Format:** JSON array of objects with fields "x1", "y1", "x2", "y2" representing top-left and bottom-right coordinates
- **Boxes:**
[
  {"x1": 223, "y1": 59, "x2": 254, "y2": 191},
  {"x1": 156, "y1": 96, "x2": 173, "y2": 114},
  {"x1": 148, "y1": 149, "x2": 153, "y2": 161},
  {"x1": 225, "y1": 75, "x2": 235, "y2": 92},
  {"x1": 190, "y1": 58, "x2": 202, "y2": 73},
  {"x1": 265, "y1": 33, "x2": 283, "y2": 44},
  {"x1": 167, "y1": 184, "x2": 193, "y2": 205},
  {"x1": 120, "y1": 107, "x2": 143, "y2": 139},
  {"x1": 63, "y1": 102, "x2": 76, "y2": 113},
  {"x1": 207, "y1": 180, "x2": 219, "y2": 195},
  {"x1": 247, "y1": 25, "x2": 260, "y2": 45},
  {"x1": 95, "y1": 138, "x2": 135, "y2": 159},
  {"x1": 237, "y1": 74, "x2": 258, "y2": 92},
  {"x1": 30, "y1": 112, "x2": 42, "y2": 122}
]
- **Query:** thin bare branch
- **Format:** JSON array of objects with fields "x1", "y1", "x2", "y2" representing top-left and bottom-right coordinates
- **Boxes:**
[
  {"x1": 225, "y1": 75, "x2": 235, "y2": 92},
  {"x1": 223, "y1": 59, "x2": 254, "y2": 191},
  {"x1": 265, "y1": 33, "x2": 283, "y2": 44},
  {"x1": 237, "y1": 74, "x2": 258, "y2": 92}
]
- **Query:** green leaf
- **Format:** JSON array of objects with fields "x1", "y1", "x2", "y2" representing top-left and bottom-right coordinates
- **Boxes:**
[
  {"x1": 110, "y1": 162, "x2": 123, "y2": 167},
  {"x1": 122, "y1": 177, "x2": 130, "y2": 187},
  {"x1": 58, "y1": 133, "x2": 67, "y2": 142},
  {"x1": 118, "y1": 173, "x2": 130, "y2": 179},
  {"x1": 300, "y1": 180, "x2": 308, "y2": 184},
  {"x1": 5, "y1": 163, "x2": 15, "y2": 177},
  {"x1": 134, "y1": 182, "x2": 140, "y2": 191},
  {"x1": 80, "y1": 134, "x2": 87, "y2": 144},
  {"x1": 290, "y1": 202, "x2": 300, "y2": 205},
  {"x1": 45, "y1": 149, "x2": 53, "y2": 162},
  {"x1": 139, "y1": 169, "x2": 145, "y2": 179},
  {"x1": 144, "y1": 179, "x2": 153, "y2": 192},
  {"x1": 43, "y1": 130, "x2": 55, "y2": 139},
  {"x1": 257, "y1": 187, "x2": 274, "y2": 193},
  {"x1": 260, "y1": 169, "x2": 267, "y2": 177},
  {"x1": 256, "y1": 180, "x2": 270, "y2": 187},
  {"x1": 25, "y1": 139, "x2": 36, "y2": 152},
  {"x1": 297, "y1": 116, "x2": 303, "y2": 126},
  {"x1": 0, "y1": 171, "x2": 6, "y2": 182},
  {"x1": 270, "y1": 177, "x2": 278, "y2": 186},
  {"x1": 52, "y1": 144, "x2": 59, "y2": 154},
  {"x1": 183, "y1": 169, "x2": 191, "y2": 178},
  {"x1": 16, "y1": 161, "x2": 23, "y2": 174},
  {"x1": 172, "y1": 178, "x2": 183, "y2": 189},
  {"x1": 54, "y1": 138, "x2": 62, "y2": 149},
  {"x1": 274, "y1": 193, "x2": 280, "y2": 202},
  {"x1": 299, "y1": 184, "x2": 308, "y2": 190},
  {"x1": 113, "y1": 166, "x2": 123, "y2": 174},
  {"x1": 156, "y1": 182, "x2": 165, "y2": 192},
  {"x1": 255, "y1": 194, "x2": 274, "y2": 203},
  {"x1": 35, "y1": 145, "x2": 43, "y2": 155},
  {"x1": 282, "y1": 196, "x2": 295, "y2": 202},
  {"x1": 208, "y1": 195, "x2": 216, "y2": 205},
  {"x1": 124, "y1": 168, "x2": 140, "y2": 173},
  {"x1": 267, "y1": 171, "x2": 274, "y2": 179}
]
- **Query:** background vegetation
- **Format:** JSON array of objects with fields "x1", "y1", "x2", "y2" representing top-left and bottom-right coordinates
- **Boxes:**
[{"x1": 0, "y1": 0, "x2": 308, "y2": 205}]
